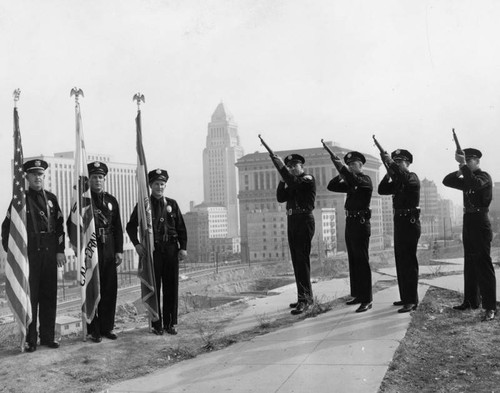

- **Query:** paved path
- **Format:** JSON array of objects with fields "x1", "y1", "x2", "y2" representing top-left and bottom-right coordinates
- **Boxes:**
[{"x1": 105, "y1": 270, "x2": 429, "y2": 393}]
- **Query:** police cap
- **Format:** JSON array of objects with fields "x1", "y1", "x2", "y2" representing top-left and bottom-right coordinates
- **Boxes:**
[
  {"x1": 88, "y1": 161, "x2": 108, "y2": 176},
  {"x1": 148, "y1": 168, "x2": 169, "y2": 183},
  {"x1": 391, "y1": 149, "x2": 413, "y2": 164},
  {"x1": 463, "y1": 148, "x2": 482, "y2": 159},
  {"x1": 284, "y1": 154, "x2": 305, "y2": 166},
  {"x1": 344, "y1": 151, "x2": 366, "y2": 165},
  {"x1": 23, "y1": 159, "x2": 48, "y2": 173}
]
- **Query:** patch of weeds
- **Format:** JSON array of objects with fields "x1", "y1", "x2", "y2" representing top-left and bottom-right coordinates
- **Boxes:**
[
  {"x1": 193, "y1": 319, "x2": 220, "y2": 351},
  {"x1": 305, "y1": 295, "x2": 333, "y2": 318},
  {"x1": 255, "y1": 312, "x2": 272, "y2": 329}
]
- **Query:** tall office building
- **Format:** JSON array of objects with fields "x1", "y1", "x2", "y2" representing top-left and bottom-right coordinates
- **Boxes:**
[
  {"x1": 202, "y1": 102, "x2": 244, "y2": 238},
  {"x1": 24, "y1": 152, "x2": 137, "y2": 274},
  {"x1": 490, "y1": 182, "x2": 500, "y2": 233},
  {"x1": 420, "y1": 178, "x2": 440, "y2": 242},
  {"x1": 236, "y1": 142, "x2": 384, "y2": 264}
]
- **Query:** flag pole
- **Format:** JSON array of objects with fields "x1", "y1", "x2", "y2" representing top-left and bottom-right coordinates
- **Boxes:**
[{"x1": 71, "y1": 87, "x2": 86, "y2": 341}]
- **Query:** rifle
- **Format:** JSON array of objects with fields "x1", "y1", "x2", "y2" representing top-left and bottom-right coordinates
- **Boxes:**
[
  {"x1": 372, "y1": 134, "x2": 393, "y2": 175},
  {"x1": 452, "y1": 128, "x2": 464, "y2": 155},
  {"x1": 258, "y1": 134, "x2": 281, "y2": 172},
  {"x1": 321, "y1": 139, "x2": 340, "y2": 161}
]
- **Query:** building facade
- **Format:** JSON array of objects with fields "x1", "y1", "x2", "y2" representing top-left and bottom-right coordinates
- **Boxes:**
[
  {"x1": 202, "y1": 102, "x2": 244, "y2": 238},
  {"x1": 236, "y1": 142, "x2": 384, "y2": 264}
]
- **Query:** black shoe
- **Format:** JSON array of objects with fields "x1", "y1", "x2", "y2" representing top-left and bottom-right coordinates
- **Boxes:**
[
  {"x1": 289, "y1": 302, "x2": 299, "y2": 309},
  {"x1": 40, "y1": 341, "x2": 60, "y2": 348},
  {"x1": 291, "y1": 303, "x2": 309, "y2": 315},
  {"x1": 89, "y1": 334, "x2": 102, "y2": 343},
  {"x1": 165, "y1": 327, "x2": 178, "y2": 335},
  {"x1": 356, "y1": 303, "x2": 372, "y2": 313},
  {"x1": 398, "y1": 304, "x2": 417, "y2": 313},
  {"x1": 393, "y1": 300, "x2": 404, "y2": 306},
  {"x1": 482, "y1": 310, "x2": 496, "y2": 321},
  {"x1": 152, "y1": 327, "x2": 164, "y2": 336},
  {"x1": 346, "y1": 298, "x2": 361, "y2": 305},
  {"x1": 103, "y1": 332, "x2": 118, "y2": 340},
  {"x1": 25, "y1": 343, "x2": 36, "y2": 353}
]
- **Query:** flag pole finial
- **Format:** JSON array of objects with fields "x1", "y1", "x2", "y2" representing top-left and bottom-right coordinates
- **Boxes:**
[
  {"x1": 13, "y1": 89, "x2": 21, "y2": 107},
  {"x1": 133, "y1": 93, "x2": 145, "y2": 110},
  {"x1": 70, "y1": 87, "x2": 84, "y2": 103}
]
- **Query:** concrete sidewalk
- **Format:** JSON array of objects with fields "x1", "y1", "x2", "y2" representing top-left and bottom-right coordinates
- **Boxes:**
[{"x1": 105, "y1": 272, "x2": 429, "y2": 393}]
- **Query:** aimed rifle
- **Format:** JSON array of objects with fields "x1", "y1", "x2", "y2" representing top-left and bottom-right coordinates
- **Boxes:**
[
  {"x1": 452, "y1": 128, "x2": 464, "y2": 155},
  {"x1": 321, "y1": 139, "x2": 341, "y2": 161},
  {"x1": 372, "y1": 134, "x2": 393, "y2": 175},
  {"x1": 258, "y1": 134, "x2": 282, "y2": 172}
]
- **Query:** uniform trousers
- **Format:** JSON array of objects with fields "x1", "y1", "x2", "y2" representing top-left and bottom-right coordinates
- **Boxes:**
[
  {"x1": 152, "y1": 242, "x2": 179, "y2": 330},
  {"x1": 345, "y1": 217, "x2": 372, "y2": 303},
  {"x1": 462, "y1": 212, "x2": 496, "y2": 310},
  {"x1": 287, "y1": 213, "x2": 315, "y2": 304},
  {"x1": 393, "y1": 215, "x2": 421, "y2": 305},
  {"x1": 89, "y1": 238, "x2": 118, "y2": 336},
  {"x1": 27, "y1": 233, "x2": 58, "y2": 345}
]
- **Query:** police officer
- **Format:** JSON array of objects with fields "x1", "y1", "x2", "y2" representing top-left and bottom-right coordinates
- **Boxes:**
[
  {"x1": 126, "y1": 169, "x2": 187, "y2": 335},
  {"x1": 327, "y1": 151, "x2": 373, "y2": 312},
  {"x1": 1, "y1": 159, "x2": 66, "y2": 352},
  {"x1": 86, "y1": 161, "x2": 124, "y2": 342},
  {"x1": 443, "y1": 148, "x2": 496, "y2": 321},
  {"x1": 378, "y1": 149, "x2": 421, "y2": 313},
  {"x1": 273, "y1": 154, "x2": 316, "y2": 315}
]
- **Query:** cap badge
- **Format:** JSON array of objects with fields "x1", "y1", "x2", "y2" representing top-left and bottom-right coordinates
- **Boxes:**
[
  {"x1": 94, "y1": 162, "x2": 100, "y2": 167},
  {"x1": 156, "y1": 169, "x2": 162, "y2": 174},
  {"x1": 395, "y1": 150, "x2": 401, "y2": 155},
  {"x1": 35, "y1": 160, "x2": 41, "y2": 167},
  {"x1": 287, "y1": 155, "x2": 293, "y2": 161},
  {"x1": 347, "y1": 153, "x2": 351, "y2": 158}
]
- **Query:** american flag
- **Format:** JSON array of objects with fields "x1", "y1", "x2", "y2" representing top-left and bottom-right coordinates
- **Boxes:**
[
  {"x1": 135, "y1": 109, "x2": 159, "y2": 321},
  {"x1": 68, "y1": 100, "x2": 100, "y2": 323},
  {"x1": 5, "y1": 107, "x2": 32, "y2": 351}
]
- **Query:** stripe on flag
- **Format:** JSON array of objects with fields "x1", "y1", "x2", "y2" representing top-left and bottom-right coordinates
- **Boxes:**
[{"x1": 5, "y1": 107, "x2": 31, "y2": 349}]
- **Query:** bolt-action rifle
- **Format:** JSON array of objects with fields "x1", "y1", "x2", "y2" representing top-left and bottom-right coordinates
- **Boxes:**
[
  {"x1": 258, "y1": 134, "x2": 282, "y2": 172},
  {"x1": 321, "y1": 139, "x2": 341, "y2": 161},
  {"x1": 452, "y1": 128, "x2": 464, "y2": 156},
  {"x1": 372, "y1": 134, "x2": 394, "y2": 175}
]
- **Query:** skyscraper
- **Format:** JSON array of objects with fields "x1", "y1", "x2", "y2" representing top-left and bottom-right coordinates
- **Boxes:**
[{"x1": 202, "y1": 102, "x2": 244, "y2": 238}]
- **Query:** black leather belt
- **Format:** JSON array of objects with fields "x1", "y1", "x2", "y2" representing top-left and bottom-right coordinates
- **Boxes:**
[
  {"x1": 394, "y1": 208, "x2": 420, "y2": 216},
  {"x1": 286, "y1": 208, "x2": 312, "y2": 216},
  {"x1": 345, "y1": 209, "x2": 370, "y2": 218},
  {"x1": 464, "y1": 207, "x2": 489, "y2": 214}
]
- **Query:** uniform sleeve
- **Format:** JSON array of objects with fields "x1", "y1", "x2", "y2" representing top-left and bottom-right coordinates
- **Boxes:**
[
  {"x1": 276, "y1": 181, "x2": 288, "y2": 203},
  {"x1": 113, "y1": 198, "x2": 124, "y2": 253},
  {"x1": 461, "y1": 166, "x2": 491, "y2": 191},
  {"x1": 327, "y1": 175, "x2": 349, "y2": 193},
  {"x1": 442, "y1": 171, "x2": 464, "y2": 191},
  {"x1": 53, "y1": 197, "x2": 65, "y2": 253},
  {"x1": 174, "y1": 201, "x2": 187, "y2": 250},
  {"x1": 125, "y1": 204, "x2": 140, "y2": 246},
  {"x1": 338, "y1": 166, "x2": 373, "y2": 190},
  {"x1": 388, "y1": 162, "x2": 419, "y2": 188},
  {"x1": 378, "y1": 174, "x2": 394, "y2": 195}
]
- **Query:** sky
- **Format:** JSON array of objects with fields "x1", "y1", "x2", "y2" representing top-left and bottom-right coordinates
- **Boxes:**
[{"x1": 2, "y1": 0, "x2": 500, "y2": 213}]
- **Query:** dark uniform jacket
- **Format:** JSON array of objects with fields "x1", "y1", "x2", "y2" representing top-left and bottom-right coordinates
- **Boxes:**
[
  {"x1": 276, "y1": 169, "x2": 316, "y2": 211},
  {"x1": 91, "y1": 191, "x2": 124, "y2": 253},
  {"x1": 377, "y1": 162, "x2": 420, "y2": 209},
  {"x1": 327, "y1": 166, "x2": 372, "y2": 211},
  {"x1": 127, "y1": 196, "x2": 187, "y2": 251},
  {"x1": 442, "y1": 166, "x2": 492, "y2": 210},
  {"x1": 2, "y1": 189, "x2": 65, "y2": 252}
]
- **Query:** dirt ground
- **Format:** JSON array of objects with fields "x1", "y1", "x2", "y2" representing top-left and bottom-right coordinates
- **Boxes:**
[{"x1": 2, "y1": 252, "x2": 500, "y2": 393}]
